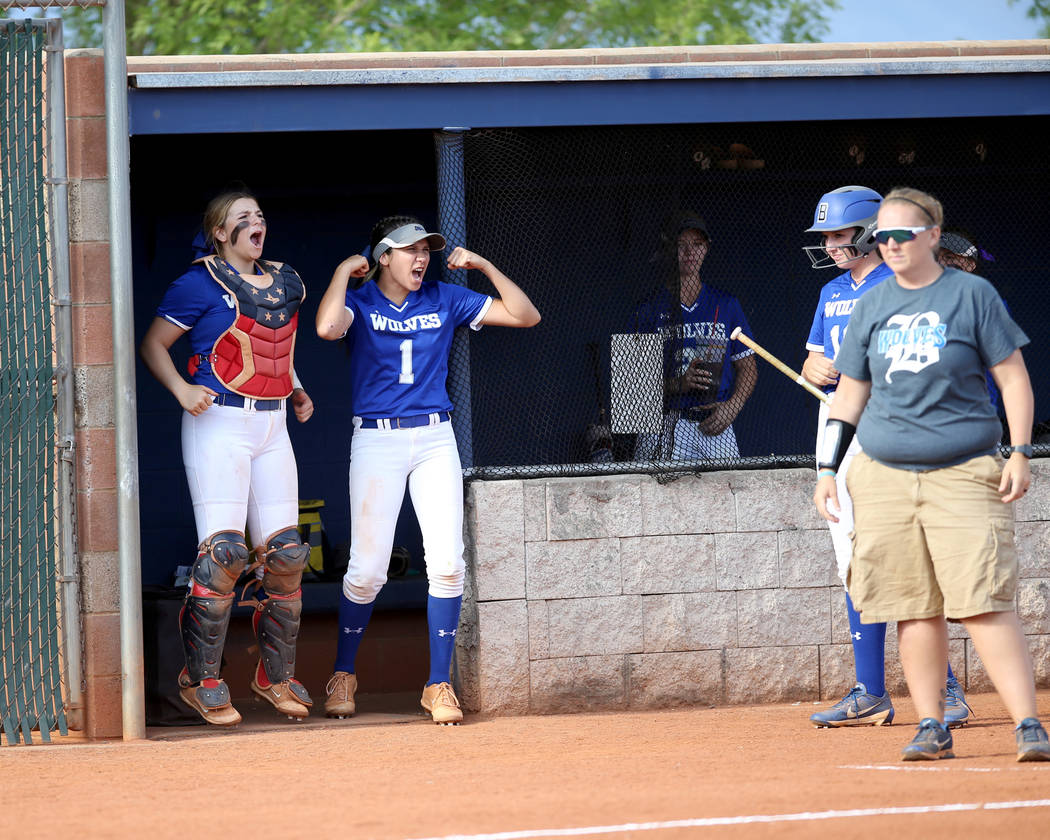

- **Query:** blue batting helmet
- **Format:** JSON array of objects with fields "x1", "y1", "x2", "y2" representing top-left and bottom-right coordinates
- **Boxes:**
[{"x1": 803, "y1": 185, "x2": 882, "y2": 269}]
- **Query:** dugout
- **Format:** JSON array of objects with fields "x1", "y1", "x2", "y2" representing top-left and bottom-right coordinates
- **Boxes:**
[
  {"x1": 117, "y1": 44, "x2": 1050, "y2": 719},
  {"x1": 127, "y1": 45, "x2": 1050, "y2": 588}
]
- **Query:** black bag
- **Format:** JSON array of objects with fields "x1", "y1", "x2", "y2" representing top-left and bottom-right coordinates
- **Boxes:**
[{"x1": 142, "y1": 586, "x2": 205, "y2": 726}]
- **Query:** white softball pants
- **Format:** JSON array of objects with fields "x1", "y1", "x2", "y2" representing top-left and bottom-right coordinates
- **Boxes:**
[
  {"x1": 634, "y1": 413, "x2": 739, "y2": 460},
  {"x1": 181, "y1": 403, "x2": 299, "y2": 549},
  {"x1": 343, "y1": 420, "x2": 465, "y2": 603},
  {"x1": 815, "y1": 396, "x2": 862, "y2": 587}
]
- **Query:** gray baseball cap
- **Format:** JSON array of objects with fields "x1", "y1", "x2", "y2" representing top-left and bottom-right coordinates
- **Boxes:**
[
  {"x1": 671, "y1": 211, "x2": 711, "y2": 241},
  {"x1": 938, "y1": 231, "x2": 977, "y2": 258},
  {"x1": 373, "y1": 223, "x2": 446, "y2": 261}
]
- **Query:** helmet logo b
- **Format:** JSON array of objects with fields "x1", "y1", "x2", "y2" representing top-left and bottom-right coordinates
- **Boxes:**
[{"x1": 817, "y1": 203, "x2": 829, "y2": 223}]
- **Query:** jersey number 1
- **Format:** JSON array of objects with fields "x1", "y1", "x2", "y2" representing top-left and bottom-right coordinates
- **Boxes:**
[{"x1": 398, "y1": 339, "x2": 415, "y2": 385}]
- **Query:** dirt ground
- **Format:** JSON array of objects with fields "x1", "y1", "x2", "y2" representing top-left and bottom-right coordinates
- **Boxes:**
[{"x1": 3, "y1": 690, "x2": 1050, "y2": 840}]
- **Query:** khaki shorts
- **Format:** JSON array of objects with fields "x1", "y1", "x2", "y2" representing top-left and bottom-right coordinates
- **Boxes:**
[{"x1": 845, "y1": 452, "x2": 1017, "y2": 623}]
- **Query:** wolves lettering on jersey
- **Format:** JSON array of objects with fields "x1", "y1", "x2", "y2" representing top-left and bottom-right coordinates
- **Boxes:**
[
  {"x1": 344, "y1": 280, "x2": 492, "y2": 418},
  {"x1": 805, "y1": 260, "x2": 894, "y2": 393},
  {"x1": 632, "y1": 284, "x2": 754, "y2": 411},
  {"x1": 368, "y1": 311, "x2": 443, "y2": 332}
]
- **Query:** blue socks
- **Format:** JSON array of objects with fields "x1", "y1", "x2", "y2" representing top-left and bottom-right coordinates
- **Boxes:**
[
  {"x1": 426, "y1": 594, "x2": 463, "y2": 686},
  {"x1": 846, "y1": 591, "x2": 887, "y2": 697},
  {"x1": 333, "y1": 592, "x2": 375, "y2": 674}
]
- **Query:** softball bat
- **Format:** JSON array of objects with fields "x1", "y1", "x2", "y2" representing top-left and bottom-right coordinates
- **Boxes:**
[{"x1": 730, "y1": 327, "x2": 830, "y2": 405}]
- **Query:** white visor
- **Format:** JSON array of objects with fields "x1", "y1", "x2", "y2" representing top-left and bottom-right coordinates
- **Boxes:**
[{"x1": 373, "y1": 223, "x2": 446, "y2": 261}]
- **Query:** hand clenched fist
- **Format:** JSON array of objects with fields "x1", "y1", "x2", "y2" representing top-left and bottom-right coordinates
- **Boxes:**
[{"x1": 447, "y1": 247, "x2": 490, "y2": 272}]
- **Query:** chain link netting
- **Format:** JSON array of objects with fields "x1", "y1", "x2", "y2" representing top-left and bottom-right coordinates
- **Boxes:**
[
  {"x1": 0, "y1": 18, "x2": 67, "y2": 745},
  {"x1": 444, "y1": 118, "x2": 1049, "y2": 480}
]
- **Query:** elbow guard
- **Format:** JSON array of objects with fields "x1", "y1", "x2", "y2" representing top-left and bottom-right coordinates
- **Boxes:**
[{"x1": 817, "y1": 419, "x2": 857, "y2": 473}]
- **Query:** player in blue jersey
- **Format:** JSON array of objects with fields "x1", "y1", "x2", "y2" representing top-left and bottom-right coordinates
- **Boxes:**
[
  {"x1": 632, "y1": 211, "x2": 757, "y2": 460},
  {"x1": 140, "y1": 189, "x2": 315, "y2": 725},
  {"x1": 814, "y1": 186, "x2": 1047, "y2": 762},
  {"x1": 315, "y1": 215, "x2": 540, "y2": 724},
  {"x1": 802, "y1": 186, "x2": 969, "y2": 729}
]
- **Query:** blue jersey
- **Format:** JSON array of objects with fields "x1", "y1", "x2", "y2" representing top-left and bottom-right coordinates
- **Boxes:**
[
  {"x1": 633, "y1": 284, "x2": 754, "y2": 412},
  {"x1": 343, "y1": 279, "x2": 492, "y2": 417},
  {"x1": 804, "y1": 261, "x2": 894, "y2": 394},
  {"x1": 157, "y1": 262, "x2": 240, "y2": 395}
]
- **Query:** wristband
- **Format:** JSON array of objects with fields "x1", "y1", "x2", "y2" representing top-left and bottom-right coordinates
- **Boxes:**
[
  {"x1": 817, "y1": 468, "x2": 837, "y2": 479},
  {"x1": 817, "y1": 419, "x2": 857, "y2": 473}
]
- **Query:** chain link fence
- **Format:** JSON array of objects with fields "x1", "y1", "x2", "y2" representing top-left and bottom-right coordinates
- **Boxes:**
[
  {"x1": 441, "y1": 118, "x2": 1049, "y2": 480},
  {"x1": 0, "y1": 17, "x2": 70, "y2": 745}
]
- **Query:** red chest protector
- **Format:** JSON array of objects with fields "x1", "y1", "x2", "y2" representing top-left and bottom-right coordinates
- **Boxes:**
[{"x1": 196, "y1": 256, "x2": 306, "y2": 399}]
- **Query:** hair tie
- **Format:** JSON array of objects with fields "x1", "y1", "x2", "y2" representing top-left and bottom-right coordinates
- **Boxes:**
[{"x1": 887, "y1": 196, "x2": 936, "y2": 223}]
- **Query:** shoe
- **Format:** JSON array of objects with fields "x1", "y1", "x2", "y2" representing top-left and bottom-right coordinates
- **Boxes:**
[
  {"x1": 421, "y1": 682, "x2": 463, "y2": 725},
  {"x1": 944, "y1": 675, "x2": 972, "y2": 729},
  {"x1": 177, "y1": 668, "x2": 242, "y2": 726},
  {"x1": 324, "y1": 671, "x2": 358, "y2": 718},
  {"x1": 250, "y1": 662, "x2": 312, "y2": 719},
  {"x1": 1015, "y1": 718, "x2": 1050, "y2": 762},
  {"x1": 901, "y1": 718, "x2": 954, "y2": 761},
  {"x1": 810, "y1": 683, "x2": 894, "y2": 727}
]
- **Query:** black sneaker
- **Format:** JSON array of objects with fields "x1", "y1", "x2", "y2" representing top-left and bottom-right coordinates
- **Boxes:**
[
  {"x1": 1015, "y1": 718, "x2": 1050, "y2": 762},
  {"x1": 901, "y1": 718, "x2": 954, "y2": 761}
]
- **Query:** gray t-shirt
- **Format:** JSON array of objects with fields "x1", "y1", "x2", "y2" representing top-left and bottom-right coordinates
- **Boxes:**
[{"x1": 834, "y1": 268, "x2": 1028, "y2": 470}]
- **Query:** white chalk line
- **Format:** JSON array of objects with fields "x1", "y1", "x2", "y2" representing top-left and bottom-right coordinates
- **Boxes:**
[{"x1": 401, "y1": 799, "x2": 1050, "y2": 840}]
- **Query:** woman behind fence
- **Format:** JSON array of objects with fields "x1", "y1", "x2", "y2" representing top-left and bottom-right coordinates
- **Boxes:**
[{"x1": 813, "y1": 187, "x2": 1050, "y2": 762}]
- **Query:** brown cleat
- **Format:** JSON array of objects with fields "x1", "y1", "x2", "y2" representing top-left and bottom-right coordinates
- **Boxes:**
[
  {"x1": 421, "y1": 682, "x2": 463, "y2": 725},
  {"x1": 177, "y1": 670, "x2": 242, "y2": 727},
  {"x1": 250, "y1": 663, "x2": 312, "y2": 719},
  {"x1": 324, "y1": 671, "x2": 358, "y2": 718}
]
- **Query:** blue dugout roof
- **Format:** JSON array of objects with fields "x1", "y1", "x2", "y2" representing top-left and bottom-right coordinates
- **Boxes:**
[{"x1": 127, "y1": 52, "x2": 1050, "y2": 135}]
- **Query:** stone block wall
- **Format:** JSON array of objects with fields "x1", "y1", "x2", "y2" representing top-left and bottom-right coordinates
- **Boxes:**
[{"x1": 457, "y1": 464, "x2": 1050, "y2": 715}]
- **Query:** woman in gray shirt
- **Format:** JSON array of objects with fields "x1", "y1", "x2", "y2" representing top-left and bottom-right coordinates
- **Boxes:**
[{"x1": 813, "y1": 187, "x2": 1048, "y2": 763}]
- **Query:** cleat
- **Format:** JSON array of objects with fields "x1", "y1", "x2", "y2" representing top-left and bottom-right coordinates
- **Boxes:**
[
  {"x1": 1016, "y1": 718, "x2": 1050, "y2": 762},
  {"x1": 177, "y1": 668, "x2": 241, "y2": 727},
  {"x1": 810, "y1": 683, "x2": 894, "y2": 727},
  {"x1": 324, "y1": 671, "x2": 358, "y2": 718},
  {"x1": 902, "y1": 718, "x2": 954, "y2": 761},
  {"x1": 421, "y1": 682, "x2": 463, "y2": 725},
  {"x1": 944, "y1": 675, "x2": 973, "y2": 729},
  {"x1": 250, "y1": 661, "x2": 311, "y2": 719}
]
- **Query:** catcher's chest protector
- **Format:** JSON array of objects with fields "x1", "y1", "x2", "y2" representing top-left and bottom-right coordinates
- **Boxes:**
[{"x1": 200, "y1": 256, "x2": 305, "y2": 399}]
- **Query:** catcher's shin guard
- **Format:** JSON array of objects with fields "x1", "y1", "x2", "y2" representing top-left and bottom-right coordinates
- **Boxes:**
[
  {"x1": 178, "y1": 531, "x2": 249, "y2": 725},
  {"x1": 181, "y1": 531, "x2": 249, "y2": 683},
  {"x1": 248, "y1": 528, "x2": 312, "y2": 716}
]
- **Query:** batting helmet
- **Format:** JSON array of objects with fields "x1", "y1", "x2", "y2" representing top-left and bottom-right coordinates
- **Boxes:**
[{"x1": 803, "y1": 185, "x2": 882, "y2": 269}]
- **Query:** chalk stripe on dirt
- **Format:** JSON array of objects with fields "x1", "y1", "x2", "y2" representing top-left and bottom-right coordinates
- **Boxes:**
[{"x1": 404, "y1": 799, "x2": 1050, "y2": 840}]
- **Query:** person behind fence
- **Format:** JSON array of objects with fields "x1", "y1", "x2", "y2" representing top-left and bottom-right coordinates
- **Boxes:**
[
  {"x1": 315, "y1": 215, "x2": 540, "y2": 724},
  {"x1": 814, "y1": 186, "x2": 1050, "y2": 762},
  {"x1": 800, "y1": 185, "x2": 969, "y2": 729},
  {"x1": 631, "y1": 211, "x2": 757, "y2": 460},
  {"x1": 139, "y1": 188, "x2": 316, "y2": 726},
  {"x1": 937, "y1": 228, "x2": 1005, "y2": 418}
]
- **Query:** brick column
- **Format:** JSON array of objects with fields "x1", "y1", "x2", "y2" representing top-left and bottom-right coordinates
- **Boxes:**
[{"x1": 65, "y1": 48, "x2": 122, "y2": 739}]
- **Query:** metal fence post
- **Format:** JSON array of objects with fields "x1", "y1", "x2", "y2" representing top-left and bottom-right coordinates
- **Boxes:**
[
  {"x1": 435, "y1": 127, "x2": 473, "y2": 468},
  {"x1": 102, "y1": 0, "x2": 145, "y2": 741},
  {"x1": 45, "y1": 15, "x2": 84, "y2": 733}
]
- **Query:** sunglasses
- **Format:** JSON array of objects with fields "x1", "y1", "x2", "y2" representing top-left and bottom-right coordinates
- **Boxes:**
[{"x1": 874, "y1": 225, "x2": 936, "y2": 244}]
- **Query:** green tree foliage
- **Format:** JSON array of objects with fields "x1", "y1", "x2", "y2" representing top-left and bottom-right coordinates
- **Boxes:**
[
  {"x1": 5, "y1": 0, "x2": 840, "y2": 55},
  {"x1": 1012, "y1": 0, "x2": 1050, "y2": 37}
]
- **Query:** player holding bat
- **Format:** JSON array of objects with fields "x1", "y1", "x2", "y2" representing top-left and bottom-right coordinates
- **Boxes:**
[{"x1": 799, "y1": 186, "x2": 971, "y2": 729}]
